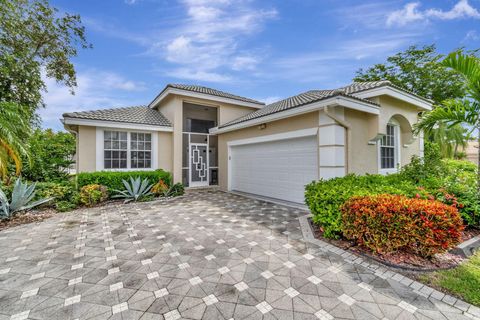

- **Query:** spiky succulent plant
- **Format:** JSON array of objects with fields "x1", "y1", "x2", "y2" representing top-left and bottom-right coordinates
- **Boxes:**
[
  {"x1": 113, "y1": 177, "x2": 153, "y2": 203},
  {"x1": 0, "y1": 179, "x2": 53, "y2": 219}
]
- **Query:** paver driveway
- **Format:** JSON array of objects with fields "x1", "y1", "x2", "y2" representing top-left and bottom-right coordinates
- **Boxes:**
[{"x1": 0, "y1": 190, "x2": 477, "y2": 320}]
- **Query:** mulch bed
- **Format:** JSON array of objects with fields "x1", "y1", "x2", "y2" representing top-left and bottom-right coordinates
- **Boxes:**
[
  {"x1": 309, "y1": 219, "x2": 478, "y2": 271},
  {"x1": 0, "y1": 209, "x2": 56, "y2": 231}
]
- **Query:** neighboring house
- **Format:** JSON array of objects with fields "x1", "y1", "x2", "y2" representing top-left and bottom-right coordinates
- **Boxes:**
[{"x1": 62, "y1": 81, "x2": 432, "y2": 204}]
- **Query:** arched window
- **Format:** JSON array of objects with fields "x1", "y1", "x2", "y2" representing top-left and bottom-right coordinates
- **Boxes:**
[{"x1": 379, "y1": 119, "x2": 400, "y2": 174}]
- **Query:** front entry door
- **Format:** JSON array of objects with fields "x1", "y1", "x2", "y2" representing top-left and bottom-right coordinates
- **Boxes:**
[{"x1": 189, "y1": 143, "x2": 209, "y2": 187}]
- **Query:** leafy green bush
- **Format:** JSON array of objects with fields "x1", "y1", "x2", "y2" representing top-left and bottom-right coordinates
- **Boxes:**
[
  {"x1": 305, "y1": 174, "x2": 419, "y2": 238},
  {"x1": 35, "y1": 181, "x2": 80, "y2": 212},
  {"x1": 168, "y1": 183, "x2": 185, "y2": 197},
  {"x1": 77, "y1": 170, "x2": 171, "y2": 192},
  {"x1": 55, "y1": 200, "x2": 78, "y2": 212},
  {"x1": 21, "y1": 129, "x2": 76, "y2": 182},
  {"x1": 400, "y1": 145, "x2": 479, "y2": 226},
  {"x1": 79, "y1": 184, "x2": 108, "y2": 207}
]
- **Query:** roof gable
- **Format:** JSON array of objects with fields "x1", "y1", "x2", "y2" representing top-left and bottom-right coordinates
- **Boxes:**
[
  {"x1": 217, "y1": 81, "x2": 432, "y2": 130},
  {"x1": 149, "y1": 84, "x2": 265, "y2": 109}
]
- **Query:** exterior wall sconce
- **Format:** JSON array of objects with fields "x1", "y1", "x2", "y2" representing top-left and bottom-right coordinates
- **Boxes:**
[{"x1": 258, "y1": 123, "x2": 267, "y2": 130}]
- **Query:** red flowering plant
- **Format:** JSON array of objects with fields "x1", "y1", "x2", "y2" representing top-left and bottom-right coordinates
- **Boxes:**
[{"x1": 341, "y1": 194, "x2": 464, "y2": 258}]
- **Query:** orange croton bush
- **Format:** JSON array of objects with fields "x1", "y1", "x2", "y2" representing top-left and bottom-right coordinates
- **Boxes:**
[{"x1": 341, "y1": 194, "x2": 464, "y2": 258}]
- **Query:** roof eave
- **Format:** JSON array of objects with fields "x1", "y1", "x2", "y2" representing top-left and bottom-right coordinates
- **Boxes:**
[
  {"x1": 62, "y1": 117, "x2": 173, "y2": 132},
  {"x1": 211, "y1": 95, "x2": 379, "y2": 135},
  {"x1": 352, "y1": 85, "x2": 433, "y2": 111},
  {"x1": 148, "y1": 86, "x2": 265, "y2": 109}
]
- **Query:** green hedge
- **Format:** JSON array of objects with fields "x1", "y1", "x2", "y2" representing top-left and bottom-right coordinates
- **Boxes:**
[
  {"x1": 305, "y1": 174, "x2": 419, "y2": 239},
  {"x1": 76, "y1": 170, "x2": 172, "y2": 192}
]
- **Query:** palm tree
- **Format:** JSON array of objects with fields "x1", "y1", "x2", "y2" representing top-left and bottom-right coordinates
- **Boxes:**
[
  {"x1": 416, "y1": 51, "x2": 480, "y2": 191},
  {"x1": 427, "y1": 123, "x2": 468, "y2": 159},
  {"x1": 0, "y1": 102, "x2": 31, "y2": 180}
]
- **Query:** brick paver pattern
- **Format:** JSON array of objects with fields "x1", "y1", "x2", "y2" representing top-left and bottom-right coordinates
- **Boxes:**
[{"x1": 0, "y1": 190, "x2": 476, "y2": 319}]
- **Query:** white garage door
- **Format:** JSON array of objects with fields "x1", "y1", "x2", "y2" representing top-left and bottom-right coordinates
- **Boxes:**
[{"x1": 230, "y1": 135, "x2": 318, "y2": 204}]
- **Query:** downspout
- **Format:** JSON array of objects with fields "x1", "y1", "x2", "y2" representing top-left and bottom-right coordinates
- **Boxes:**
[{"x1": 324, "y1": 105, "x2": 351, "y2": 174}]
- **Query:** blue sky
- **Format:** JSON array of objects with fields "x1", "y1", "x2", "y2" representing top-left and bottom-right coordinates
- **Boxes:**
[{"x1": 42, "y1": 0, "x2": 480, "y2": 130}]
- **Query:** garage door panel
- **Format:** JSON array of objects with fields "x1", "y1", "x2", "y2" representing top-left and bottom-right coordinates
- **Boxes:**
[{"x1": 230, "y1": 135, "x2": 318, "y2": 204}]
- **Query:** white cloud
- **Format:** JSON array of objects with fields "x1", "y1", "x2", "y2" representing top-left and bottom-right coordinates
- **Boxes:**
[
  {"x1": 153, "y1": 0, "x2": 277, "y2": 82},
  {"x1": 39, "y1": 70, "x2": 146, "y2": 130},
  {"x1": 386, "y1": 2, "x2": 424, "y2": 26},
  {"x1": 427, "y1": 0, "x2": 480, "y2": 20},
  {"x1": 387, "y1": 0, "x2": 480, "y2": 27}
]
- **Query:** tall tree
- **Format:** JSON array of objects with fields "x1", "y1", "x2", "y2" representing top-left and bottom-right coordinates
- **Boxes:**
[
  {"x1": 354, "y1": 44, "x2": 469, "y2": 157},
  {"x1": 415, "y1": 51, "x2": 480, "y2": 191},
  {"x1": 0, "y1": 0, "x2": 89, "y2": 179},
  {"x1": 354, "y1": 44, "x2": 465, "y2": 104},
  {"x1": 0, "y1": 0, "x2": 91, "y2": 119}
]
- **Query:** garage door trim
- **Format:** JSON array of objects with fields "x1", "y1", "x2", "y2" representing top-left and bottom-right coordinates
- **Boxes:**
[{"x1": 227, "y1": 128, "x2": 318, "y2": 191}]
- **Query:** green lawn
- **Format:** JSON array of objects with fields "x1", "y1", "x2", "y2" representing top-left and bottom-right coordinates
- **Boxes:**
[{"x1": 421, "y1": 251, "x2": 480, "y2": 306}]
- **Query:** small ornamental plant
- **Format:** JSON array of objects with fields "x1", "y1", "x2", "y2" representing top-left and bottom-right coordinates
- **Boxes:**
[
  {"x1": 79, "y1": 184, "x2": 108, "y2": 207},
  {"x1": 341, "y1": 194, "x2": 464, "y2": 258},
  {"x1": 151, "y1": 179, "x2": 169, "y2": 196}
]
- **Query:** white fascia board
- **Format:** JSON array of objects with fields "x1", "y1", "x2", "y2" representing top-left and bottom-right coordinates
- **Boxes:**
[
  {"x1": 210, "y1": 95, "x2": 379, "y2": 135},
  {"x1": 149, "y1": 87, "x2": 264, "y2": 109},
  {"x1": 63, "y1": 117, "x2": 173, "y2": 132},
  {"x1": 227, "y1": 128, "x2": 318, "y2": 147},
  {"x1": 353, "y1": 87, "x2": 433, "y2": 111}
]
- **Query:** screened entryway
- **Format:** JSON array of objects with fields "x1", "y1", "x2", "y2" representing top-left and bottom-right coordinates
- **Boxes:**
[{"x1": 182, "y1": 103, "x2": 218, "y2": 187}]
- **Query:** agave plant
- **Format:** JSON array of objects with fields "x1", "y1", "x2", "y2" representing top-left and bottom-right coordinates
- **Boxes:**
[
  {"x1": 0, "y1": 179, "x2": 53, "y2": 219},
  {"x1": 113, "y1": 177, "x2": 153, "y2": 203}
]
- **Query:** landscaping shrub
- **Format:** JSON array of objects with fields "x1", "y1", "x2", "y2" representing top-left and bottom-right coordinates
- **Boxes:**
[
  {"x1": 55, "y1": 200, "x2": 78, "y2": 212},
  {"x1": 151, "y1": 179, "x2": 169, "y2": 196},
  {"x1": 305, "y1": 174, "x2": 418, "y2": 238},
  {"x1": 341, "y1": 194, "x2": 464, "y2": 258},
  {"x1": 399, "y1": 144, "x2": 479, "y2": 226},
  {"x1": 21, "y1": 129, "x2": 76, "y2": 182},
  {"x1": 168, "y1": 183, "x2": 185, "y2": 197},
  {"x1": 35, "y1": 182, "x2": 80, "y2": 212},
  {"x1": 77, "y1": 170, "x2": 171, "y2": 192},
  {"x1": 79, "y1": 184, "x2": 108, "y2": 207}
]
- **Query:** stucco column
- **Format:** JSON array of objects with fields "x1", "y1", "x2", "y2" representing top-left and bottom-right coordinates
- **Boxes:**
[
  {"x1": 172, "y1": 100, "x2": 183, "y2": 184},
  {"x1": 318, "y1": 108, "x2": 346, "y2": 179}
]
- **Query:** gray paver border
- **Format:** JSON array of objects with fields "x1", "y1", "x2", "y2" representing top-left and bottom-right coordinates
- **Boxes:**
[{"x1": 298, "y1": 214, "x2": 480, "y2": 319}]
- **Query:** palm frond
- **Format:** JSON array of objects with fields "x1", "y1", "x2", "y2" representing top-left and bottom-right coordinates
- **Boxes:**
[
  {"x1": 442, "y1": 51, "x2": 480, "y2": 102},
  {"x1": 415, "y1": 99, "x2": 480, "y2": 134},
  {"x1": 442, "y1": 51, "x2": 480, "y2": 81}
]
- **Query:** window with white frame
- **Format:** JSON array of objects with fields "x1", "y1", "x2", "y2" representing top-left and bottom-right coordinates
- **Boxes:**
[
  {"x1": 380, "y1": 122, "x2": 399, "y2": 171},
  {"x1": 130, "y1": 132, "x2": 152, "y2": 168},
  {"x1": 103, "y1": 130, "x2": 152, "y2": 169},
  {"x1": 104, "y1": 131, "x2": 128, "y2": 169}
]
